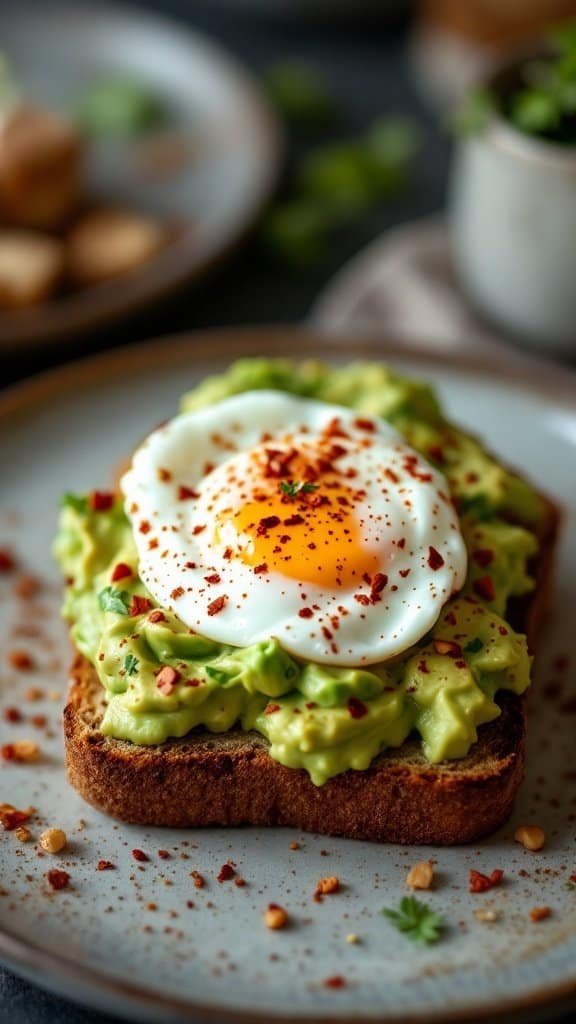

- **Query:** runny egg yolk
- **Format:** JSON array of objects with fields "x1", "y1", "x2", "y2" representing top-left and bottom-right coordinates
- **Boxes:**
[{"x1": 213, "y1": 451, "x2": 385, "y2": 589}]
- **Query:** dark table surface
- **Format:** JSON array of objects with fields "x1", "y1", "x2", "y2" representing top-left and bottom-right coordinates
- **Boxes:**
[{"x1": 0, "y1": 3, "x2": 568, "y2": 1023}]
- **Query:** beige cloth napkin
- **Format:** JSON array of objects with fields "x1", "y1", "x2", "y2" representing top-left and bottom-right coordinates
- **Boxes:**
[{"x1": 311, "y1": 217, "x2": 576, "y2": 379}]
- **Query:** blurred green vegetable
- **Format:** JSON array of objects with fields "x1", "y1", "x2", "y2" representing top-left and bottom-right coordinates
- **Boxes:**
[
  {"x1": 455, "y1": 18, "x2": 576, "y2": 143},
  {"x1": 261, "y1": 201, "x2": 333, "y2": 268},
  {"x1": 264, "y1": 61, "x2": 336, "y2": 126},
  {"x1": 262, "y1": 113, "x2": 422, "y2": 268},
  {"x1": 77, "y1": 77, "x2": 165, "y2": 137}
]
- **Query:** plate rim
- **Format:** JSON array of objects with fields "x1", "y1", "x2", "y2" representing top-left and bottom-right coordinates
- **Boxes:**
[
  {"x1": 1, "y1": 324, "x2": 575, "y2": 1024},
  {"x1": 0, "y1": 0, "x2": 283, "y2": 351}
]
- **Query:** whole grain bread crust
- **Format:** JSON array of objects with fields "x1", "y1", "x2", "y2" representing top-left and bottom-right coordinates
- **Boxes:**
[{"x1": 63, "y1": 492, "x2": 560, "y2": 844}]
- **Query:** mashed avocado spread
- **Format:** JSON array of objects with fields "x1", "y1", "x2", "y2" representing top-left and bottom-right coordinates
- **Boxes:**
[{"x1": 54, "y1": 359, "x2": 543, "y2": 785}]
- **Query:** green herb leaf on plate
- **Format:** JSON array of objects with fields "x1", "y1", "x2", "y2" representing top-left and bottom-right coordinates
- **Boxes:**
[{"x1": 382, "y1": 896, "x2": 444, "y2": 945}]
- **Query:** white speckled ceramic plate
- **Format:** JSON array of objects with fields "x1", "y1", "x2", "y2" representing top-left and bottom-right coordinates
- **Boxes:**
[
  {"x1": 1, "y1": 329, "x2": 575, "y2": 1024},
  {"x1": 0, "y1": 2, "x2": 281, "y2": 350}
]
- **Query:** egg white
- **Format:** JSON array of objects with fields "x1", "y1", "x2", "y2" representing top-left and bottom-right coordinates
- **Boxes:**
[{"x1": 121, "y1": 391, "x2": 467, "y2": 666}]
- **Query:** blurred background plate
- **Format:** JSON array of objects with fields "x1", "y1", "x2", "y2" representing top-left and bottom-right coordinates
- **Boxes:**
[{"x1": 0, "y1": 1, "x2": 282, "y2": 351}]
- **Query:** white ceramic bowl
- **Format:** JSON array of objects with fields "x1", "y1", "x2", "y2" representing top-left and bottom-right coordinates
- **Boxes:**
[{"x1": 450, "y1": 79, "x2": 576, "y2": 357}]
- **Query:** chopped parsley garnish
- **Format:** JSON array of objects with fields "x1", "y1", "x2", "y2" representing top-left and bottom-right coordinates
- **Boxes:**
[
  {"x1": 279, "y1": 480, "x2": 319, "y2": 499},
  {"x1": 98, "y1": 586, "x2": 130, "y2": 615},
  {"x1": 124, "y1": 654, "x2": 139, "y2": 677},
  {"x1": 382, "y1": 897, "x2": 444, "y2": 946},
  {"x1": 464, "y1": 637, "x2": 484, "y2": 654},
  {"x1": 61, "y1": 493, "x2": 88, "y2": 514}
]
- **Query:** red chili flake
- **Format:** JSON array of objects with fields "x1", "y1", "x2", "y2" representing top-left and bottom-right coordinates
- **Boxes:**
[
  {"x1": 354, "y1": 593, "x2": 370, "y2": 606},
  {"x1": 170, "y1": 586, "x2": 185, "y2": 601},
  {"x1": 157, "y1": 467, "x2": 172, "y2": 482},
  {"x1": 46, "y1": 869, "x2": 70, "y2": 890},
  {"x1": 184, "y1": 678, "x2": 202, "y2": 688},
  {"x1": 354, "y1": 417, "x2": 376, "y2": 432},
  {"x1": 191, "y1": 870, "x2": 205, "y2": 889},
  {"x1": 417, "y1": 659, "x2": 430, "y2": 674},
  {"x1": 433, "y1": 639, "x2": 462, "y2": 658},
  {"x1": 217, "y1": 863, "x2": 236, "y2": 882},
  {"x1": 97, "y1": 860, "x2": 115, "y2": 871},
  {"x1": 263, "y1": 447, "x2": 297, "y2": 479},
  {"x1": 454, "y1": 659, "x2": 467, "y2": 669},
  {"x1": 0, "y1": 807, "x2": 31, "y2": 830},
  {"x1": 89, "y1": 490, "x2": 114, "y2": 512},
  {"x1": 8, "y1": 650, "x2": 34, "y2": 671},
  {"x1": 322, "y1": 626, "x2": 333, "y2": 641},
  {"x1": 139, "y1": 520, "x2": 151, "y2": 535},
  {"x1": 204, "y1": 573, "x2": 221, "y2": 585},
  {"x1": 444, "y1": 611, "x2": 457, "y2": 626},
  {"x1": 0, "y1": 548, "x2": 16, "y2": 572},
  {"x1": 3, "y1": 707, "x2": 22, "y2": 723},
  {"x1": 31, "y1": 714, "x2": 47, "y2": 729},
  {"x1": 1, "y1": 744, "x2": 15, "y2": 761},
  {"x1": 370, "y1": 573, "x2": 388, "y2": 603},
  {"x1": 466, "y1": 472, "x2": 479, "y2": 483},
  {"x1": 111, "y1": 562, "x2": 132, "y2": 582},
  {"x1": 15, "y1": 575, "x2": 41, "y2": 602},
  {"x1": 428, "y1": 445, "x2": 445, "y2": 463},
  {"x1": 235, "y1": 877, "x2": 246, "y2": 888},
  {"x1": 132, "y1": 849, "x2": 149, "y2": 862},
  {"x1": 397, "y1": 538, "x2": 406, "y2": 549},
  {"x1": 148, "y1": 609, "x2": 166, "y2": 623},
  {"x1": 223, "y1": 547, "x2": 233, "y2": 560},
  {"x1": 324, "y1": 975, "x2": 347, "y2": 989},
  {"x1": 207, "y1": 595, "x2": 227, "y2": 616},
  {"x1": 399, "y1": 568, "x2": 411, "y2": 578},
  {"x1": 178, "y1": 485, "x2": 199, "y2": 500},
  {"x1": 192, "y1": 525, "x2": 206, "y2": 536},
  {"x1": 253, "y1": 563, "x2": 268, "y2": 574},
  {"x1": 309, "y1": 493, "x2": 330, "y2": 509},
  {"x1": 384, "y1": 468, "x2": 399, "y2": 483},
  {"x1": 348, "y1": 697, "x2": 368, "y2": 719},
  {"x1": 156, "y1": 666, "x2": 180, "y2": 695},
  {"x1": 473, "y1": 549, "x2": 494, "y2": 568},
  {"x1": 283, "y1": 514, "x2": 304, "y2": 527},
  {"x1": 305, "y1": 702, "x2": 317, "y2": 709},
  {"x1": 428, "y1": 546, "x2": 445, "y2": 570},
  {"x1": 474, "y1": 576, "x2": 495, "y2": 602},
  {"x1": 158, "y1": 850, "x2": 170, "y2": 860},
  {"x1": 324, "y1": 417, "x2": 347, "y2": 438},
  {"x1": 469, "y1": 869, "x2": 503, "y2": 893},
  {"x1": 498, "y1": 625, "x2": 508, "y2": 636},
  {"x1": 257, "y1": 515, "x2": 281, "y2": 535},
  {"x1": 130, "y1": 595, "x2": 152, "y2": 616},
  {"x1": 298, "y1": 607, "x2": 314, "y2": 619},
  {"x1": 265, "y1": 704, "x2": 281, "y2": 715}
]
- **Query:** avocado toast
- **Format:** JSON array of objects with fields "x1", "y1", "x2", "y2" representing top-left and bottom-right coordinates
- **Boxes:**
[{"x1": 56, "y1": 359, "x2": 559, "y2": 843}]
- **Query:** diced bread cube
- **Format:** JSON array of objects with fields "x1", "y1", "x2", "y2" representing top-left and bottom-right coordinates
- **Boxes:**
[
  {"x1": 0, "y1": 230, "x2": 63, "y2": 308},
  {"x1": 0, "y1": 103, "x2": 82, "y2": 230},
  {"x1": 66, "y1": 208, "x2": 165, "y2": 285}
]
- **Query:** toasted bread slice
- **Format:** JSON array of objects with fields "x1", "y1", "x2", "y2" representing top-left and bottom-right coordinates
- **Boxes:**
[{"x1": 63, "y1": 493, "x2": 559, "y2": 844}]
